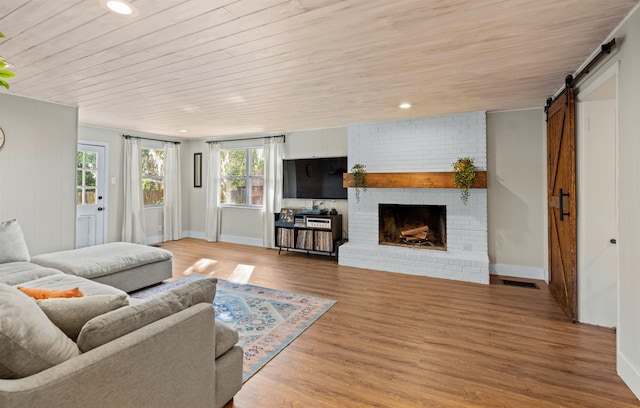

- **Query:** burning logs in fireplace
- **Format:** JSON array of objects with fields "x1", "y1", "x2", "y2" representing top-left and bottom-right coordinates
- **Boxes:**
[{"x1": 399, "y1": 225, "x2": 435, "y2": 246}]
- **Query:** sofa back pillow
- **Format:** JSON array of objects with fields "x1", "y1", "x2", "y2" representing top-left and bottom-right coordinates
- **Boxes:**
[
  {"x1": 0, "y1": 283, "x2": 80, "y2": 379},
  {"x1": 77, "y1": 277, "x2": 217, "y2": 352},
  {"x1": 0, "y1": 219, "x2": 31, "y2": 263},
  {"x1": 38, "y1": 294, "x2": 129, "y2": 341}
]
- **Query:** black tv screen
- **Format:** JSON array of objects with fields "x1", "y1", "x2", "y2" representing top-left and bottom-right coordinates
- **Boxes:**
[{"x1": 283, "y1": 157, "x2": 347, "y2": 199}]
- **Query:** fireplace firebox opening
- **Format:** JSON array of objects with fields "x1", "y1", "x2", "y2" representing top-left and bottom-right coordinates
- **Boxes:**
[{"x1": 379, "y1": 204, "x2": 446, "y2": 250}]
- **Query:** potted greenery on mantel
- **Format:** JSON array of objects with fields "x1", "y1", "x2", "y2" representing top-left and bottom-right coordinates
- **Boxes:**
[
  {"x1": 453, "y1": 157, "x2": 476, "y2": 205},
  {"x1": 0, "y1": 31, "x2": 16, "y2": 90},
  {"x1": 351, "y1": 163, "x2": 367, "y2": 203}
]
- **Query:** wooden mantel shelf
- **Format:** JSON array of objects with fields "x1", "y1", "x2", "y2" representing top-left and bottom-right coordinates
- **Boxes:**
[{"x1": 343, "y1": 171, "x2": 487, "y2": 189}]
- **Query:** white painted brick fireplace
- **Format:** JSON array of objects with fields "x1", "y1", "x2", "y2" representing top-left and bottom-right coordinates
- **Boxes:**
[{"x1": 339, "y1": 112, "x2": 489, "y2": 284}]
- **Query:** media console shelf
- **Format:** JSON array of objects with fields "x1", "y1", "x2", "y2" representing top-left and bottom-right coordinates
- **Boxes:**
[{"x1": 274, "y1": 213, "x2": 342, "y2": 260}]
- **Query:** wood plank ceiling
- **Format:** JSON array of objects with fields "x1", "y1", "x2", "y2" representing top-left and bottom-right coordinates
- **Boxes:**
[{"x1": 0, "y1": 0, "x2": 637, "y2": 139}]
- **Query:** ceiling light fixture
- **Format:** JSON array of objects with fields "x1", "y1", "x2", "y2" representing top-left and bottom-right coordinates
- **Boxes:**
[
  {"x1": 399, "y1": 102, "x2": 411, "y2": 109},
  {"x1": 100, "y1": 0, "x2": 139, "y2": 17},
  {"x1": 179, "y1": 129, "x2": 188, "y2": 133}
]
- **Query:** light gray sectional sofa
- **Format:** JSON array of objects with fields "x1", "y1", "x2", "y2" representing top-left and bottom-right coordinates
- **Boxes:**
[{"x1": 0, "y1": 219, "x2": 243, "y2": 408}]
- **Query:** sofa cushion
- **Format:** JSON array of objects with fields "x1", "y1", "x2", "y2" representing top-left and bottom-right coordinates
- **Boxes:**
[
  {"x1": 215, "y1": 320, "x2": 239, "y2": 359},
  {"x1": 38, "y1": 294, "x2": 129, "y2": 341},
  {"x1": 0, "y1": 283, "x2": 80, "y2": 379},
  {"x1": 0, "y1": 262, "x2": 63, "y2": 286},
  {"x1": 18, "y1": 274, "x2": 127, "y2": 297},
  {"x1": 31, "y1": 242, "x2": 173, "y2": 280},
  {"x1": 0, "y1": 219, "x2": 30, "y2": 263},
  {"x1": 77, "y1": 277, "x2": 217, "y2": 352}
]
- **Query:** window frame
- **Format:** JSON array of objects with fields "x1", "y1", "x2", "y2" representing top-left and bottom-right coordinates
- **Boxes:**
[
  {"x1": 141, "y1": 147, "x2": 165, "y2": 209},
  {"x1": 76, "y1": 150, "x2": 98, "y2": 206},
  {"x1": 220, "y1": 147, "x2": 264, "y2": 208}
]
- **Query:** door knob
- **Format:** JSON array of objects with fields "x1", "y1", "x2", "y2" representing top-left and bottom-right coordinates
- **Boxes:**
[
  {"x1": 610, "y1": 239, "x2": 616, "y2": 244},
  {"x1": 97, "y1": 207, "x2": 104, "y2": 211}
]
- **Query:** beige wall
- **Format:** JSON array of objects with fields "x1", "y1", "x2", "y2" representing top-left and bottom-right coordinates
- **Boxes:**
[
  {"x1": 486, "y1": 109, "x2": 547, "y2": 278},
  {"x1": 0, "y1": 99, "x2": 548, "y2": 277},
  {"x1": 0, "y1": 94, "x2": 77, "y2": 255},
  {"x1": 184, "y1": 127, "x2": 349, "y2": 244},
  {"x1": 281, "y1": 127, "x2": 349, "y2": 238}
]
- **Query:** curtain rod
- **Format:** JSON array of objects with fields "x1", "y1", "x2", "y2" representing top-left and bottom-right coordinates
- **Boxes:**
[
  {"x1": 123, "y1": 134, "x2": 181, "y2": 145},
  {"x1": 206, "y1": 134, "x2": 285, "y2": 144}
]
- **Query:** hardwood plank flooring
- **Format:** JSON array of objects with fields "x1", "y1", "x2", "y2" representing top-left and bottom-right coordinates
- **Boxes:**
[{"x1": 158, "y1": 238, "x2": 639, "y2": 408}]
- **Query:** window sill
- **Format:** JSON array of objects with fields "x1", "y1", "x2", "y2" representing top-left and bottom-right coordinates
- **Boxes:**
[{"x1": 219, "y1": 204, "x2": 263, "y2": 210}]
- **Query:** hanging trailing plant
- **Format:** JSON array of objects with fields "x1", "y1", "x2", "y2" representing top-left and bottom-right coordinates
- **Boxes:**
[
  {"x1": 0, "y1": 32, "x2": 16, "y2": 90},
  {"x1": 453, "y1": 157, "x2": 476, "y2": 205},
  {"x1": 351, "y1": 163, "x2": 367, "y2": 203}
]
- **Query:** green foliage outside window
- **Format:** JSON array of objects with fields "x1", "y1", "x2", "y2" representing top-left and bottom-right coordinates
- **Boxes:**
[
  {"x1": 220, "y1": 148, "x2": 264, "y2": 206},
  {"x1": 76, "y1": 151, "x2": 98, "y2": 205},
  {"x1": 142, "y1": 149, "x2": 165, "y2": 206}
]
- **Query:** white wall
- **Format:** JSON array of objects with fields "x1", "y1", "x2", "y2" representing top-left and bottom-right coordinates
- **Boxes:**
[
  {"x1": 182, "y1": 139, "x2": 205, "y2": 238},
  {"x1": 575, "y1": 3, "x2": 640, "y2": 398},
  {"x1": 487, "y1": 109, "x2": 547, "y2": 280},
  {"x1": 0, "y1": 93, "x2": 77, "y2": 255},
  {"x1": 78, "y1": 125, "x2": 183, "y2": 244}
]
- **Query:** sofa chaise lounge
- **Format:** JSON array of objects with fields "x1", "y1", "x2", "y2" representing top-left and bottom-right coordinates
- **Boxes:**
[{"x1": 0, "y1": 219, "x2": 243, "y2": 408}]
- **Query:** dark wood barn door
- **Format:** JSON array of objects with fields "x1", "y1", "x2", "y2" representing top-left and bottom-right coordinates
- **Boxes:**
[{"x1": 547, "y1": 86, "x2": 577, "y2": 322}]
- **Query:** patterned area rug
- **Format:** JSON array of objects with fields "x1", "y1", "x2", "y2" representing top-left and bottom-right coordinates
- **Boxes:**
[{"x1": 130, "y1": 274, "x2": 336, "y2": 382}]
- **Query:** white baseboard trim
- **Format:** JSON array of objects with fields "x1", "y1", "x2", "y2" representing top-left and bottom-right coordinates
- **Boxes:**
[
  {"x1": 219, "y1": 234, "x2": 264, "y2": 248},
  {"x1": 619, "y1": 352, "x2": 640, "y2": 400},
  {"x1": 183, "y1": 230, "x2": 206, "y2": 240},
  {"x1": 490, "y1": 263, "x2": 546, "y2": 281},
  {"x1": 146, "y1": 235, "x2": 164, "y2": 245}
]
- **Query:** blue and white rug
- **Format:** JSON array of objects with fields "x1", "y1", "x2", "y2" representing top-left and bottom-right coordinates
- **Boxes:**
[{"x1": 130, "y1": 274, "x2": 336, "y2": 382}]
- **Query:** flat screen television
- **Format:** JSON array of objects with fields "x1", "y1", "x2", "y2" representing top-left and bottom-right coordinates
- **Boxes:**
[{"x1": 282, "y1": 157, "x2": 347, "y2": 199}]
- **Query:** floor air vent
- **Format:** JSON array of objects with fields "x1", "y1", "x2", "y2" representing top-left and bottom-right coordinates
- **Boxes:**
[{"x1": 501, "y1": 279, "x2": 539, "y2": 289}]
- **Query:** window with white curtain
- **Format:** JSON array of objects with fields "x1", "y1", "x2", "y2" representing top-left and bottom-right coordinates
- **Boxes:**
[
  {"x1": 141, "y1": 148, "x2": 165, "y2": 207},
  {"x1": 220, "y1": 148, "x2": 264, "y2": 207}
]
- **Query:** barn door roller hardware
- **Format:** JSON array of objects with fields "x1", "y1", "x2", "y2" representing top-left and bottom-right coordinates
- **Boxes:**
[{"x1": 545, "y1": 38, "x2": 616, "y2": 113}]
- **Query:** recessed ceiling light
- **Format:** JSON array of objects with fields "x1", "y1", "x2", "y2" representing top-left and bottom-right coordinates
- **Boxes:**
[
  {"x1": 100, "y1": 0, "x2": 139, "y2": 17},
  {"x1": 179, "y1": 129, "x2": 188, "y2": 133},
  {"x1": 399, "y1": 102, "x2": 411, "y2": 109}
]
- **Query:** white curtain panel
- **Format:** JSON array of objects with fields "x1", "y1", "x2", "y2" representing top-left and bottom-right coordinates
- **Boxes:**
[
  {"x1": 163, "y1": 142, "x2": 182, "y2": 241},
  {"x1": 205, "y1": 142, "x2": 221, "y2": 242},
  {"x1": 262, "y1": 137, "x2": 284, "y2": 248},
  {"x1": 122, "y1": 137, "x2": 147, "y2": 244}
]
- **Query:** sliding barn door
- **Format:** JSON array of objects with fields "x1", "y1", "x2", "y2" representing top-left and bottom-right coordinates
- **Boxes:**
[{"x1": 547, "y1": 87, "x2": 577, "y2": 322}]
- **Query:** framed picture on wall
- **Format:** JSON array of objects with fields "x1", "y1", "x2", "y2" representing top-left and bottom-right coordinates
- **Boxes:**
[{"x1": 194, "y1": 153, "x2": 202, "y2": 188}]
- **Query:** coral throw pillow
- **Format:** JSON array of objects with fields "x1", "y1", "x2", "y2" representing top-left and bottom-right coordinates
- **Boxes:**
[{"x1": 17, "y1": 286, "x2": 84, "y2": 300}]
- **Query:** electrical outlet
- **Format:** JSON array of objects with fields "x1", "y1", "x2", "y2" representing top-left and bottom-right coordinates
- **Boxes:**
[
  {"x1": 463, "y1": 244, "x2": 472, "y2": 251},
  {"x1": 157, "y1": 225, "x2": 162, "y2": 233}
]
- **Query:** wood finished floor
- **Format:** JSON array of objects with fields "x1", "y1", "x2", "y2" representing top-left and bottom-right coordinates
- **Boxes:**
[{"x1": 158, "y1": 239, "x2": 639, "y2": 408}]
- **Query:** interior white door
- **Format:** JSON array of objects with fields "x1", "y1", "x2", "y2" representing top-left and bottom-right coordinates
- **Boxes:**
[
  {"x1": 577, "y1": 97, "x2": 618, "y2": 327},
  {"x1": 76, "y1": 143, "x2": 107, "y2": 248}
]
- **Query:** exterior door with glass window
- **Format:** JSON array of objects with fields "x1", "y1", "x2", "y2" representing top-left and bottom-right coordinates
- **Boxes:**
[{"x1": 76, "y1": 143, "x2": 106, "y2": 248}]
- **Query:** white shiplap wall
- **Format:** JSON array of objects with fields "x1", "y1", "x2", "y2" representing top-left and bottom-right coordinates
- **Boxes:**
[{"x1": 0, "y1": 93, "x2": 78, "y2": 255}]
